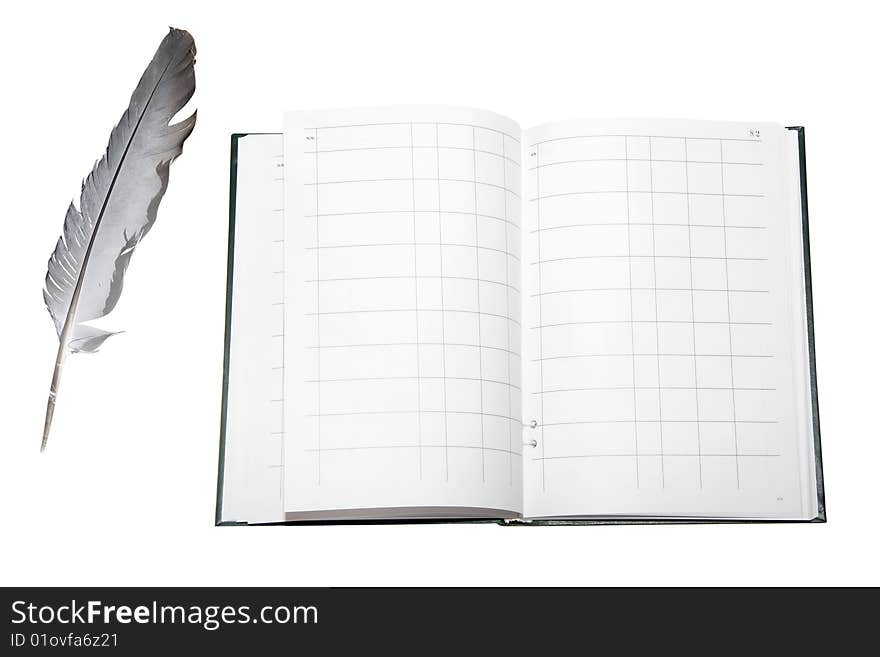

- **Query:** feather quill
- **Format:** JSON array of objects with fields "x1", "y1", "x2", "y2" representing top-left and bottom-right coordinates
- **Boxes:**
[{"x1": 42, "y1": 28, "x2": 196, "y2": 451}]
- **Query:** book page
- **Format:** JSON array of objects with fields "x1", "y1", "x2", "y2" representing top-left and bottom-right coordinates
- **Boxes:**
[
  {"x1": 219, "y1": 134, "x2": 286, "y2": 524},
  {"x1": 521, "y1": 119, "x2": 815, "y2": 519},
  {"x1": 283, "y1": 107, "x2": 523, "y2": 517}
]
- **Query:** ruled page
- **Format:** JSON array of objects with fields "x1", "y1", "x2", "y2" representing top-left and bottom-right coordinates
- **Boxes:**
[
  {"x1": 521, "y1": 119, "x2": 814, "y2": 519},
  {"x1": 283, "y1": 107, "x2": 523, "y2": 517},
  {"x1": 219, "y1": 134, "x2": 286, "y2": 524}
]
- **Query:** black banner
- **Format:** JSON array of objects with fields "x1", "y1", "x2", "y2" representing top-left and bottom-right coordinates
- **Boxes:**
[{"x1": 1, "y1": 587, "x2": 871, "y2": 651}]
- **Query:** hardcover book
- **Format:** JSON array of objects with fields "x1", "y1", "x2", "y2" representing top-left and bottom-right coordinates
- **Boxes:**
[{"x1": 217, "y1": 107, "x2": 824, "y2": 524}]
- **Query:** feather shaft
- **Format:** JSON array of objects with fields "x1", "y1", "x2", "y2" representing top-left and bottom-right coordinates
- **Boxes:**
[{"x1": 41, "y1": 342, "x2": 65, "y2": 452}]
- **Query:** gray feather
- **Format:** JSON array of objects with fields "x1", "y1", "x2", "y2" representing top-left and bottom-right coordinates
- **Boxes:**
[{"x1": 41, "y1": 28, "x2": 196, "y2": 450}]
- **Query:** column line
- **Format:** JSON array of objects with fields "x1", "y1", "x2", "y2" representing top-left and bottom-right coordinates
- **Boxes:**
[
  {"x1": 624, "y1": 136, "x2": 640, "y2": 487},
  {"x1": 502, "y1": 135, "x2": 514, "y2": 485},
  {"x1": 472, "y1": 128, "x2": 486, "y2": 482},
  {"x1": 313, "y1": 127, "x2": 322, "y2": 485},
  {"x1": 719, "y1": 139, "x2": 741, "y2": 488},
  {"x1": 436, "y1": 124, "x2": 449, "y2": 481},
  {"x1": 684, "y1": 137, "x2": 703, "y2": 487},
  {"x1": 535, "y1": 143, "x2": 547, "y2": 492},
  {"x1": 410, "y1": 123, "x2": 423, "y2": 479},
  {"x1": 649, "y1": 137, "x2": 665, "y2": 487}
]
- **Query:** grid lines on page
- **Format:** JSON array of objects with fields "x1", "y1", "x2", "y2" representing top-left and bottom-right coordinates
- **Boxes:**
[
  {"x1": 299, "y1": 120, "x2": 523, "y2": 488},
  {"x1": 526, "y1": 133, "x2": 779, "y2": 494}
]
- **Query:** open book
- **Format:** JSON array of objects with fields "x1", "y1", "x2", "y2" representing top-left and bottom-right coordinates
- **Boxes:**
[{"x1": 216, "y1": 107, "x2": 824, "y2": 524}]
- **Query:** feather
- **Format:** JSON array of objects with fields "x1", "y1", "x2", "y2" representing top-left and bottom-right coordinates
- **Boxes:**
[{"x1": 41, "y1": 28, "x2": 196, "y2": 451}]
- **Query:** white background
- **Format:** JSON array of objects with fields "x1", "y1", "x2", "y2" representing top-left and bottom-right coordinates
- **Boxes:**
[{"x1": 1, "y1": 0, "x2": 877, "y2": 586}]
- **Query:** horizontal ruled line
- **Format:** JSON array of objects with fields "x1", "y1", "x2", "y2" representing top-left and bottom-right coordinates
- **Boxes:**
[
  {"x1": 540, "y1": 419, "x2": 779, "y2": 427},
  {"x1": 533, "y1": 353, "x2": 774, "y2": 362},
  {"x1": 306, "y1": 409, "x2": 521, "y2": 423},
  {"x1": 531, "y1": 222, "x2": 766, "y2": 233},
  {"x1": 306, "y1": 242, "x2": 520, "y2": 261},
  {"x1": 531, "y1": 287, "x2": 769, "y2": 297},
  {"x1": 306, "y1": 445, "x2": 522, "y2": 456},
  {"x1": 309, "y1": 341, "x2": 521, "y2": 357},
  {"x1": 528, "y1": 134, "x2": 762, "y2": 147},
  {"x1": 303, "y1": 209, "x2": 520, "y2": 230},
  {"x1": 529, "y1": 190, "x2": 764, "y2": 202},
  {"x1": 304, "y1": 274, "x2": 521, "y2": 294},
  {"x1": 529, "y1": 157, "x2": 763, "y2": 170},
  {"x1": 530, "y1": 320, "x2": 772, "y2": 329},
  {"x1": 305, "y1": 375, "x2": 520, "y2": 390},
  {"x1": 307, "y1": 121, "x2": 520, "y2": 144},
  {"x1": 533, "y1": 453, "x2": 779, "y2": 461},
  {"x1": 531, "y1": 254, "x2": 767, "y2": 265},
  {"x1": 533, "y1": 385, "x2": 776, "y2": 395},
  {"x1": 305, "y1": 177, "x2": 521, "y2": 198},
  {"x1": 305, "y1": 307, "x2": 521, "y2": 326},
  {"x1": 304, "y1": 144, "x2": 521, "y2": 167}
]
